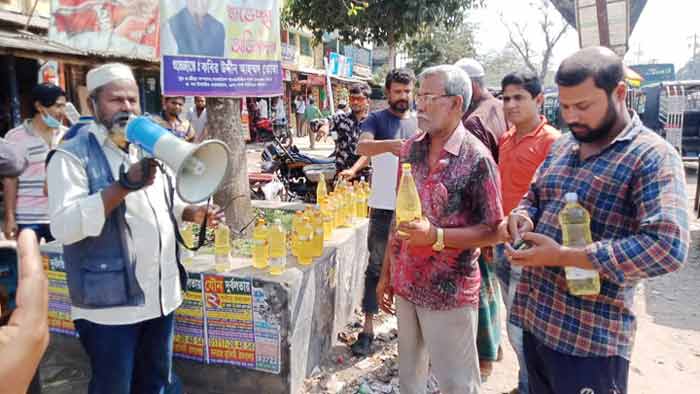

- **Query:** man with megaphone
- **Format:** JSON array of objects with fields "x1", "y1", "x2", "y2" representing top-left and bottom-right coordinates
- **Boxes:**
[{"x1": 46, "y1": 63, "x2": 225, "y2": 394}]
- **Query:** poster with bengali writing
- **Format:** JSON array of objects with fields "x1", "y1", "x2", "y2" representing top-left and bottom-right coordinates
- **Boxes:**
[
  {"x1": 173, "y1": 272, "x2": 207, "y2": 362},
  {"x1": 160, "y1": 0, "x2": 283, "y2": 97},
  {"x1": 43, "y1": 252, "x2": 76, "y2": 336},
  {"x1": 203, "y1": 275, "x2": 256, "y2": 368},
  {"x1": 252, "y1": 281, "x2": 281, "y2": 374}
]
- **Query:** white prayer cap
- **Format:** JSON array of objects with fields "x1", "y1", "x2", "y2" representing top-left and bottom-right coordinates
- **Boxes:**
[
  {"x1": 454, "y1": 58, "x2": 485, "y2": 78},
  {"x1": 86, "y1": 63, "x2": 136, "y2": 93}
]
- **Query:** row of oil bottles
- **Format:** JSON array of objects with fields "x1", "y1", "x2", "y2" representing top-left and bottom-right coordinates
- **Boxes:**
[{"x1": 192, "y1": 173, "x2": 373, "y2": 276}]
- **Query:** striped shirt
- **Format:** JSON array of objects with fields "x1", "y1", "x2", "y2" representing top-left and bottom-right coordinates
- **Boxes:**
[
  {"x1": 5, "y1": 120, "x2": 65, "y2": 224},
  {"x1": 510, "y1": 114, "x2": 689, "y2": 359}
]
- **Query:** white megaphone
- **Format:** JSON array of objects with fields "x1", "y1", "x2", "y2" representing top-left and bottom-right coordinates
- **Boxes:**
[{"x1": 125, "y1": 116, "x2": 231, "y2": 203}]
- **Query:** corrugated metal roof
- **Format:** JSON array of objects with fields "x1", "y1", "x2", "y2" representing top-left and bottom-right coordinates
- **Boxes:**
[{"x1": 0, "y1": 30, "x2": 158, "y2": 63}]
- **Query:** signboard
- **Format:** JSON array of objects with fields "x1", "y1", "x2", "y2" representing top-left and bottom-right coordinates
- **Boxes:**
[
  {"x1": 629, "y1": 64, "x2": 676, "y2": 86},
  {"x1": 328, "y1": 52, "x2": 353, "y2": 78},
  {"x1": 160, "y1": 0, "x2": 283, "y2": 97},
  {"x1": 575, "y1": 0, "x2": 630, "y2": 57},
  {"x1": 49, "y1": 0, "x2": 160, "y2": 59},
  {"x1": 281, "y1": 43, "x2": 298, "y2": 65}
]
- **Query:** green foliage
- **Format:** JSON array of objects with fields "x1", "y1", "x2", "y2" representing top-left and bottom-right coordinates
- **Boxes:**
[
  {"x1": 404, "y1": 22, "x2": 478, "y2": 75},
  {"x1": 283, "y1": 0, "x2": 469, "y2": 49}
]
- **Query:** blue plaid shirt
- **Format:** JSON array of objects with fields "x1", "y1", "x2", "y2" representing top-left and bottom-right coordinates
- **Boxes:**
[{"x1": 510, "y1": 114, "x2": 689, "y2": 359}]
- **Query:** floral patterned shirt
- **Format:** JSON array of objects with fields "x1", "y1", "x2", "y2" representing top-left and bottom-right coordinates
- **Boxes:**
[{"x1": 390, "y1": 123, "x2": 503, "y2": 310}]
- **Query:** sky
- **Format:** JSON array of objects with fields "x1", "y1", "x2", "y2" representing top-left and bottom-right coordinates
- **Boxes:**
[{"x1": 470, "y1": 0, "x2": 699, "y2": 71}]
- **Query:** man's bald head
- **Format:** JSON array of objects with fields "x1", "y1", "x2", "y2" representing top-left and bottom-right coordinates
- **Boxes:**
[{"x1": 555, "y1": 46, "x2": 624, "y2": 95}]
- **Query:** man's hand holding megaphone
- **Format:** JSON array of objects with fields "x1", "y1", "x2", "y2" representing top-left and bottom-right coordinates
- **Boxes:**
[{"x1": 122, "y1": 158, "x2": 158, "y2": 190}]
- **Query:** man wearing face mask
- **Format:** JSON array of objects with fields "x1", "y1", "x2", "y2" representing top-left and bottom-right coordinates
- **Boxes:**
[
  {"x1": 4, "y1": 83, "x2": 67, "y2": 242},
  {"x1": 46, "y1": 63, "x2": 222, "y2": 394},
  {"x1": 166, "y1": 0, "x2": 225, "y2": 57},
  {"x1": 501, "y1": 47, "x2": 689, "y2": 394}
]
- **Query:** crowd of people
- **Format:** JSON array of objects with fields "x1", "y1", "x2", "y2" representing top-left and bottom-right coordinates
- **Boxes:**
[{"x1": 0, "y1": 46, "x2": 690, "y2": 394}]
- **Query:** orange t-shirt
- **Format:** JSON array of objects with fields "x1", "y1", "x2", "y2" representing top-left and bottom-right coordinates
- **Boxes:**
[{"x1": 498, "y1": 116, "x2": 561, "y2": 215}]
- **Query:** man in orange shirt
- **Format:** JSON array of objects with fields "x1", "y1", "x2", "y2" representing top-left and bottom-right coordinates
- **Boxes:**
[{"x1": 496, "y1": 71, "x2": 560, "y2": 394}]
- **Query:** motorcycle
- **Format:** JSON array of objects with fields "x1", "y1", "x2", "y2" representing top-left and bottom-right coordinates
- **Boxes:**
[
  {"x1": 252, "y1": 118, "x2": 293, "y2": 148},
  {"x1": 250, "y1": 132, "x2": 336, "y2": 203}
]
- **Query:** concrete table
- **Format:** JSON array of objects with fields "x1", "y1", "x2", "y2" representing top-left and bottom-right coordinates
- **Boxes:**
[{"x1": 39, "y1": 219, "x2": 369, "y2": 394}]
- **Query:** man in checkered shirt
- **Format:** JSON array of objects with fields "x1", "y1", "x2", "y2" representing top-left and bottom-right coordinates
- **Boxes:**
[{"x1": 501, "y1": 47, "x2": 689, "y2": 394}]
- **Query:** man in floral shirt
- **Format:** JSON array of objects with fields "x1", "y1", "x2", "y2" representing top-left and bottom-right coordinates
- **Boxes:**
[
  {"x1": 316, "y1": 83, "x2": 372, "y2": 180},
  {"x1": 377, "y1": 65, "x2": 503, "y2": 394}
]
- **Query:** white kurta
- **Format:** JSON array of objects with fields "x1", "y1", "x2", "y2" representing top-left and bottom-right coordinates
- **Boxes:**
[{"x1": 47, "y1": 124, "x2": 186, "y2": 325}]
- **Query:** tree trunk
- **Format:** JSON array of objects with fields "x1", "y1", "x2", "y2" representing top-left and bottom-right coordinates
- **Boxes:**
[
  {"x1": 388, "y1": 35, "x2": 397, "y2": 69},
  {"x1": 205, "y1": 97, "x2": 253, "y2": 238}
]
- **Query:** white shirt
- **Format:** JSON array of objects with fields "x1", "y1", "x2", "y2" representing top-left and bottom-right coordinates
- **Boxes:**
[
  {"x1": 274, "y1": 100, "x2": 286, "y2": 122},
  {"x1": 188, "y1": 107, "x2": 207, "y2": 141},
  {"x1": 368, "y1": 153, "x2": 399, "y2": 210},
  {"x1": 295, "y1": 98, "x2": 306, "y2": 114},
  {"x1": 47, "y1": 124, "x2": 186, "y2": 325},
  {"x1": 257, "y1": 99, "x2": 269, "y2": 119}
]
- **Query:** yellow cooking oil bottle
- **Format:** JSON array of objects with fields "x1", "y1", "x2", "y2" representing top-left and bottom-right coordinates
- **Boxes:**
[
  {"x1": 320, "y1": 197, "x2": 334, "y2": 239},
  {"x1": 331, "y1": 192, "x2": 342, "y2": 229},
  {"x1": 317, "y1": 172, "x2": 327, "y2": 202},
  {"x1": 297, "y1": 216, "x2": 314, "y2": 265},
  {"x1": 267, "y1": 219, "x2": 287, "y2": 276},
  {"x1": 344, "y1": 184, "x2": 354, "y2": 225},
  {"x1": 559, "y1": 192, "x2": 600, "y2": 296},
  {"x1": 180, "y1": 223, "x2": 195, "y2": 266},
  {"x1": 359, "y1": 177, "x2": 369, "y2": 218},
  {"x1": 291, "y1": 210, "x2": 304, "y2": 257},
  {"x1": 395, "y1": 163, "x2": 422, "y2": 236},
  {"x1": 311, "y1": 205, "x2": 324, "y2": 257},
  {"x1": 252, "y1": 218, "x2": 269, "y2": 270},
  {"x1": 214, "y1": 223, "x2": 232, "y2": 273}
]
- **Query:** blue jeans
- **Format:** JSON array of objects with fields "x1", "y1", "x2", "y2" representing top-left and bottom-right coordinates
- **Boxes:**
[
  {"x1": 495, "y1": 244, "x2": 528, "y2": 394},
  {"x1": 17, "y1": 223, "x2": 53, "y2": 242},
  {"x1": 74, "y1": 313, "x2": 181, "y2": 394}
]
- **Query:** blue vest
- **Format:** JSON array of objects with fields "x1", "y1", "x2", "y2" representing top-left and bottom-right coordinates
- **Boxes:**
[{"x1": 57, "y1": 129, "x2": 144, "y2": 309}]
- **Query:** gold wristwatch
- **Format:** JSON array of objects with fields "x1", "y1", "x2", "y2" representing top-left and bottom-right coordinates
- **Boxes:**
[{"x1": 432, "y1": 227, "x2": 445, "y2": 251}]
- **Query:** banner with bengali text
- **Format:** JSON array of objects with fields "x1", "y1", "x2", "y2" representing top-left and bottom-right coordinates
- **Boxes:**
[{"x1": 160, "y1": 0, "x2": 282, "y2": 97}]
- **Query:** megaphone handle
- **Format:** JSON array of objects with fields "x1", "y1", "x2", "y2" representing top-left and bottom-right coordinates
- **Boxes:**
[{"x1": 117, "y1": 161, "x2": 151, "y2": 191}]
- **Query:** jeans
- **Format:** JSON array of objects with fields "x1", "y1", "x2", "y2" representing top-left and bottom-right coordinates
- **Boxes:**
[
  {"x1": 74, "y1": 313, "x2": 181, "y2": 394},
  {"x1": 495, "y1": 244, "x2": 528, "y2": 394},
  {"x1": 17, "y1": 223, "x2": 54, "y2": 242},
  {"x1": 361, "y1": 208, "x2": 393, "y2": 315},
  {"x1": 523, "y1": 331, "x2": 629, "y2": 394}
]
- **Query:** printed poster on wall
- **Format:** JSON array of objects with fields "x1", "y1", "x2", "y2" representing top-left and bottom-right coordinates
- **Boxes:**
[
  {"x1": 252, "y1": 281, "x2": 281, "y2": 374},
  {"x1": 204, "y1": 275, "x2": 256, "y2": 368},
  {"x1": 43, "y1": 252, "x2": 76, "y2": 336},
  {"x1": 160, "y1": 0, "x2": 283, "y2": 97},
  {"x1": 173, "y1": 272, "x2": 207, "y2": 362},
  {"x1": 49, "y1": 0, "x2": 160, "y2": 59}
]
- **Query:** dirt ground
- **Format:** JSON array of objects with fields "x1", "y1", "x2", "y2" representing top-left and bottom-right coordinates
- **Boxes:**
[{"x1": 301, "y1": 166, "x2": 700, "y2": 394}]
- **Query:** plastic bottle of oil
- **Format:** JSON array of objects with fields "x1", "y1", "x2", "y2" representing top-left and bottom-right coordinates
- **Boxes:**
[
  {"x1": 311, "y1": 206, "x2": 324, "y2": 257},
  {"x1": 214, "y1": 223, "x2": 232, "y2": 273},
  {"x1": 359, "y1": 177, "x2": 369, "y2": 218},
  {"x1": 331, "y1": 192, "x2": 342, "y2": 229},
  {"x1": 297, "y1": 216, "x2": 314, "y2": 265},
  {"x1": 344, "y1": 184, "x2": 354, "y2": 225},
  {"x1": 291, "y1": 210, "x2": 304, "y2": 257},
  {"x1": 352, "y1": 182, "x2": 363, "y2": 219},
  {"x1": 252, "y1": 218, "x2": 269, "y2": 270},
  {"x1": 559, "y1": 192, "x2": 600, "y2": 296},
  {"x1": 181, "y1": 223, "x2": 195, "y2": 266},
  {"x1": 268, "y1": 219, "x2": 287, "y2": 276},
  {"x1": 320, "y1": 197, "x2": 334, "y2": 239},
  {"x1": 395, "y1": 163, "x2": 422, "y2": 235},
  {"x1": 316, "y1": 172, "x2": 328, "y2": 203}
]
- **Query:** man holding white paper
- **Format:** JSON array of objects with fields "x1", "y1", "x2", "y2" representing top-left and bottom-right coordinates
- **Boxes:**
[{"x1": 351, "y1": 68, "x2": 417, "y2": 356}]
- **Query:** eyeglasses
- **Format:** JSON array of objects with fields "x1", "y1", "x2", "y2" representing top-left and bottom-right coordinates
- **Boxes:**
[
  {"x1": 415, "y1": 94, "x2": 455, "y2": 105},
  {"x1": 349, "y1": 96, "x2": 367, "y2": 103}
]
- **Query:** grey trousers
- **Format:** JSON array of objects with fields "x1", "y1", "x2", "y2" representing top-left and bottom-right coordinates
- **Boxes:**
[{"x1": 397, "y1": 296, "x2": 481, "y2": 394}]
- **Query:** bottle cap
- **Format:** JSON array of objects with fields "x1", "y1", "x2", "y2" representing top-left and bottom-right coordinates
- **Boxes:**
[
  {"x1": 565, "y1": 192, "x2": 578, "y2": 203},
  {"x1": 402, "y1": 163, "x2": 412, "y2": 171}
]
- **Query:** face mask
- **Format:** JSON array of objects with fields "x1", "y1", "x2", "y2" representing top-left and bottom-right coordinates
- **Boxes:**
[{"x1": 42, "y1": 112, "x2": 61, "y2": 129}]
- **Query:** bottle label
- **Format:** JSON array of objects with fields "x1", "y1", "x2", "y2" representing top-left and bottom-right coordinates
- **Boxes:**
[{"x1": 565, "y1": 267, "x2": 597, "y2": 280}]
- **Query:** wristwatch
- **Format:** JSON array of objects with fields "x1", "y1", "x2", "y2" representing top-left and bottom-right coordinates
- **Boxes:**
[{"x1": 432, "y1": 227, "x2": 445, "y2": 252}]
